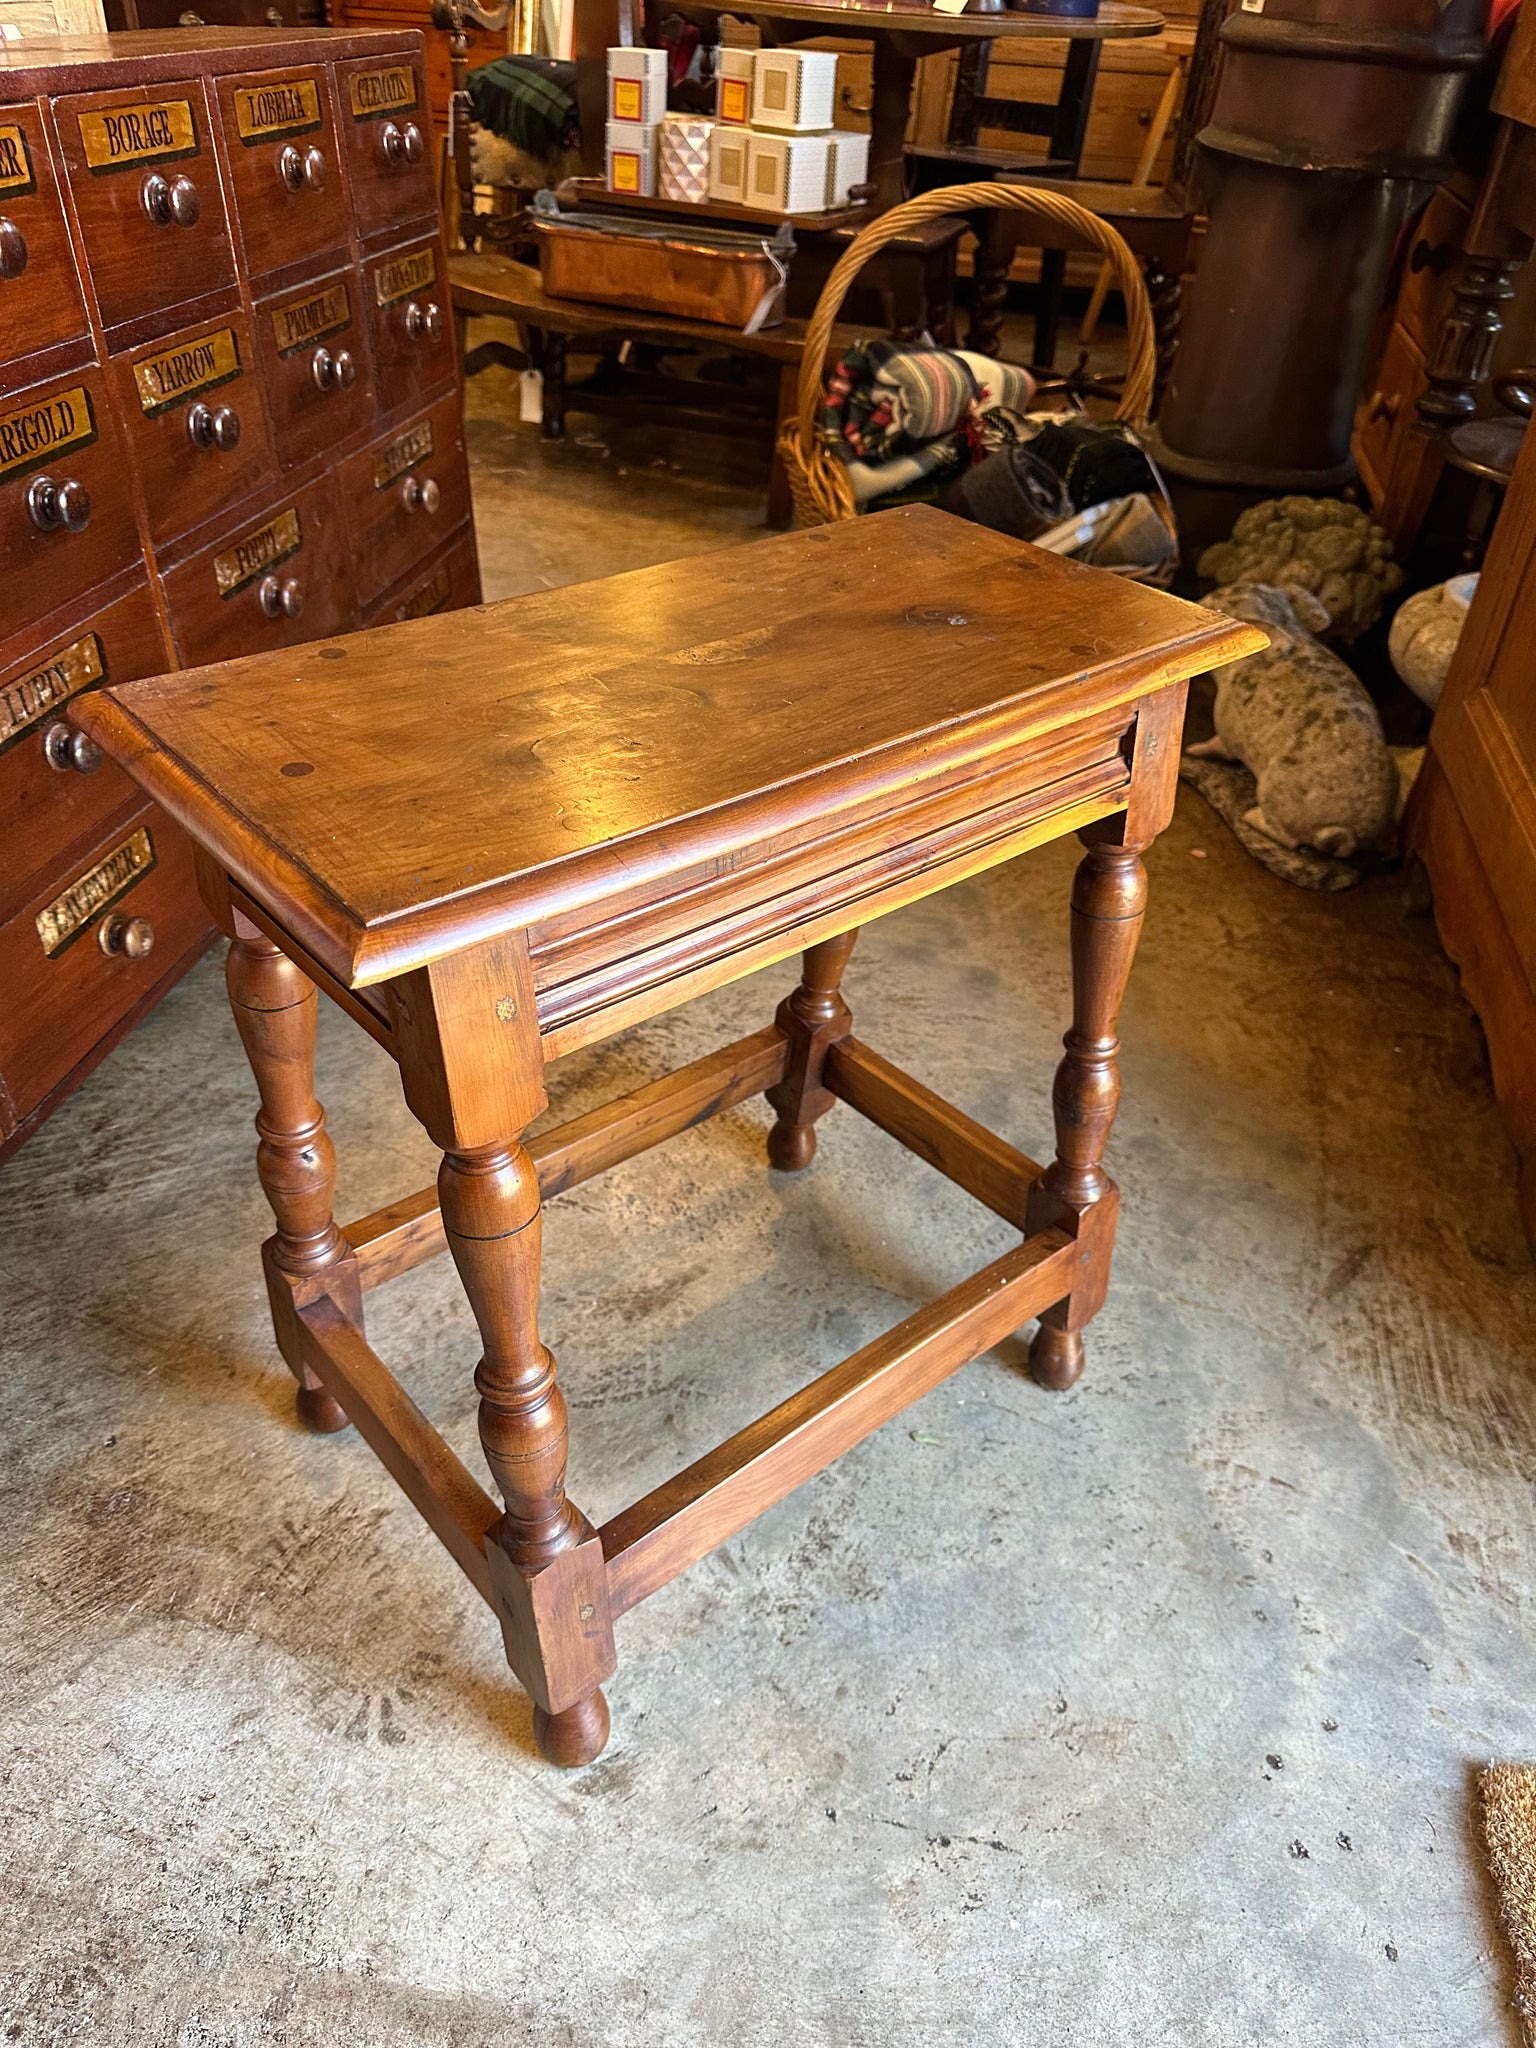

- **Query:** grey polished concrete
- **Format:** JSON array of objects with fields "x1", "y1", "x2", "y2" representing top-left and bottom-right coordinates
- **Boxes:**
[{"x1": 2, "y1": 363, "x2": 1534, "y2": 2048}]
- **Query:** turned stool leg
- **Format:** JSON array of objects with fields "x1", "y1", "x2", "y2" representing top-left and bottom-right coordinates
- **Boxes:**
[
  {"x1": 1026, "y1": 828, "x2": 1148, "y2": 1390},
  {"x1": 225, "y1": 921, "x2": 354, "y2": 1433},
  {"x1": 766, "y1": 930, "x2": 858, "y2": 1172},
  {"x1": 440, "y1": 1139, "x2": 613, "y2": 1765}
]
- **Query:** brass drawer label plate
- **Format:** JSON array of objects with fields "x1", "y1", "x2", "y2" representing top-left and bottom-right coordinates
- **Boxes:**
[
  {"x1": 133, "y1": 326, "x2": 241, "y2": 417},
  {"x1": 36, "y1": 823, "x2": 155, "y2": 956},
  {"x1": 349, "y1": 66, "x2": 418, "y2": 121},
  {"x1": 394, "y1": 564, "x2": 451, "y2": 621},
  {"x1": 374, "y1": 245, "x2": 435, "y2": 306},
  {"x1": 373, "y1": 418, "x2": 433, "y2": 490},
  {"x1": 77, "y1": 99, "x2": 198, "y2": 174},
  {"x1": 0, "y1": 630, "x2": 104, "y2": 756},
  {"x1": 214, "y1": 505, "x2": 301, "y2": 598},
  {"x1": 233, "y1": 77, "x2": 322, "y2": 145},
  {"x1": 270, "y1": 279, "x2": 350, "y2": 358},
  {"x1": 0, "y1": 124, "x2": 36, "y2": 197},
  {"x1": 0, "y1": 384, "x2": 97, "y2": 483}
]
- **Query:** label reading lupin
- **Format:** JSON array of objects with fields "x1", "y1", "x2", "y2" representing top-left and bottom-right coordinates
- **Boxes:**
[
  {"x1": 214, "y1": 505, "x2": 301, "y2": 598},
  {"x1": 270, "y1": 280, "x2": 350, "y2": 358},
  {"x1": 373, "y1": 419, "x2": 433, "y2": 490},
  {"x1": 0, "y1": 384, "x2": 96, "y2": 483},
  {"x1": 36, "y1": 825, "x2": 155, "y2": 957},
  {"x1": 0, "y1": 631, "x2": 104, "y2": 756},
  {"x1": 0, "y1": 124, "x2": 36, "y2": 197},
  {"x1": 77, "y1": 99, "x2": 198, "y2": 174},
  {"x1": 133, "y1": 327, "x2": 241, "y2": 417},
  {"x1": 374, "y1": 245, "x2": 435, "y2": 306},
  {"x1": 349, "y1": 66, "x2": 417, "y2": 121},
  {"x1": 394, "y1": 565, "x2": 450, "y2": 621},
  {"x1": 233, "y1": 77, "x2": 322, "y2": 145}
]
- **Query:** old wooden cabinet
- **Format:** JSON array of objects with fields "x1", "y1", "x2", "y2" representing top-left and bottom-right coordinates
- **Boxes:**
[{"x1": 0, "y1": 26, "x2": 479, "y2": 1162}]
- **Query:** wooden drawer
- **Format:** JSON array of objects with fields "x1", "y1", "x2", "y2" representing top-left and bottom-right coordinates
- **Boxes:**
[
  {"x1": 364, "y1": 230, "x2": 454, "y2": 416},
  {"x1": 361, "y1": 522, "x2": 480, "y2": 625},
  {"x1": 252, "y1": 264, "x2": 375, "y2": 470},
  {"x1": 0, "y1": 582, "x2": 169, "y2": 919},
  {"x1": 0, "y1": 101, "x2": 90, "y2": 376},
  {"x1": 0, "y1": 367, "x2": 140, "y2": 632},
  {"x1": 161, "y1": 473, "x2": 357, "y2": 665},
  {"x1": 0, "y1": 801, "x2": 209, "y2": 1121},
  {"x1": 111, "y1": 308, "x2": 277, "y2": 547},
  {"x1": 341, "y1": 389, "x2": 469, "y2": 606},
  {"x1": 333, "y1": 49, "x2": 436, "y2": 243},
  {"x1": 211, "y1": 63, "x2": 353, "y2": 285},
  {"x1": 54, "y1": 79, "x2": 236, "y2": 332}
]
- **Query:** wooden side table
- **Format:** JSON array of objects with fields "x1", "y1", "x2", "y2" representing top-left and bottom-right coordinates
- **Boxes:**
[{"x1": 76, "y1": 507, "x2": 1258, "y2": 1766}]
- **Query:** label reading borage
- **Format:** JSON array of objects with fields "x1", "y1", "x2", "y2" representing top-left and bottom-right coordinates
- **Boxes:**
[
  {"x1": 214, "y1": 505, "x2": 300, "y2": 598},
  {"x1": 0, "y1": 631, "x2": 105, "y2": 755},
  {"x1": 36, "y1": 825, "x2": 155, "y2": 956},
  {"x1": 77, "y1": 100, "x2": 198, "y2": 173},
  {"x1": 374, "y1": 245, "x2": 434, "y2": 306},
  {"x1": 133, "y1": 327, "x2": 241, "y2": 417}
]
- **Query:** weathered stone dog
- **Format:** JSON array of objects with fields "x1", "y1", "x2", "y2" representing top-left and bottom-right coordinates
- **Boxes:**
[{"x1": 1189, "y1": 581, "x2": 1399, "y2": 859}]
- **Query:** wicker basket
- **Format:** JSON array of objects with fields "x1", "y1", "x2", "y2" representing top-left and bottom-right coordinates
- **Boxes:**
[{"x1": 778, "y1": 182, "x2": 1158, "y2": 529}]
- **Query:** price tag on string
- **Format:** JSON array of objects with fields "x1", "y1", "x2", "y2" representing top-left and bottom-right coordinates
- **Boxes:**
[{"x1": 932, "y1": 0, "x2": 970, "y2": 15}]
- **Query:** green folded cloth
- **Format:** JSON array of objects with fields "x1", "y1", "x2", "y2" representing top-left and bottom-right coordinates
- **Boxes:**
[{"x1": 467, "y1": 55, "x2": 579, "y2": 160}]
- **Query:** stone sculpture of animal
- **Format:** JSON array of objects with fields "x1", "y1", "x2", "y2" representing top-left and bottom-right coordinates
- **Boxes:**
[{"x1": 1189, "y1": 581, "x2": 1399, "y2": 859}]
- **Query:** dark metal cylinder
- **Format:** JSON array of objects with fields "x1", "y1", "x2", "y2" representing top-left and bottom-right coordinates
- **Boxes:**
[{"x1": 1148, "y1": 0, "x2": 1488, "y2": 552}]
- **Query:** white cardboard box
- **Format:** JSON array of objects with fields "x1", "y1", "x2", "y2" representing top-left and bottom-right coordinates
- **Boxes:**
[
  {"x1": 707, "y1": 122, "x2": 750, "y2": 203},
  {"x1": 752, "y1": 48, "x2": 839, "y2": 132},
  {"x1": 746, "y1": 130, "x2": 834, "y2": 214},
  {"x1": 715, "y1": 45, "x2": 754, "y2": 126},
  {"x1": 606, "y1": 117, "x2": 658, "y2": 195},
  {"x1": 825, "y1": 128, "x2": 871, "y2": 205},
  {"x1": 607, "y1": 45, "x2": 667, "y2": 126}
]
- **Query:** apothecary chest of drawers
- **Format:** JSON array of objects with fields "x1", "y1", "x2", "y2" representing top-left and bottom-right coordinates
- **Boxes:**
[{"x1": 0, "y1": 26, "x2": 479, "y2": 1162}]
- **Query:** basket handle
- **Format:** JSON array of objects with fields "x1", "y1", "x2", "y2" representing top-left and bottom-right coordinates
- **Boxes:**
[{"x1": 796, "y1": 181, "x2": 1158, "y2": 447}]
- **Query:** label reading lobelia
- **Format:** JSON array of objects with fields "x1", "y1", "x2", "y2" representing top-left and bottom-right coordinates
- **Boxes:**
[
  {"x1": 0, "y1": 385, "x2": 96, "y2": 482},
  {"x1": 373, "y1": 419, "x2": 433, "y2": 490},
  {"x1": 233, "y1": 77, "x2": 322, "y2": 145},
  {"x1": 77, "y1": 100, "x2": 197, "y2": 173},
  {"x1": 374, "y1": 246, "x2": 434, "y2": 306},
  {"x1": 350, "y1": 66, "x2": 417, "y2": 120},
  {"x1": 133, "y1": 327, "x2": 241, "y2": 417},
  {"x1": 214, "y1": 506, "x2": 301, "y2": 598},
  {"x1": 36, "y1": 826, "x2": 155, "y2": 957},
  {"x1": 271, "y1": 281, "x2": 350, "y2": 357},
  {"x1": 0, "y1": 632, "x2": 104, "y2": 755},
  {"x1": 0, "y1": 124, "x2": 35, "y2": 196}
]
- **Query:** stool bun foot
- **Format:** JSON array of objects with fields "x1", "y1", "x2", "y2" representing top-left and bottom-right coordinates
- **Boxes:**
[
  {"x1": 1028, "y1": 1322, "x2": 1085, "y2": 1391},
  {"x1": 295, "y1": 1380, "x2": 351, "y2": 1433},
  {"x1": 767, "y1": 1119, "x2": 817, "y2": 1172},
  {"x1": 533, "y1": 1688, "x2": 611, "y2": 1767}
]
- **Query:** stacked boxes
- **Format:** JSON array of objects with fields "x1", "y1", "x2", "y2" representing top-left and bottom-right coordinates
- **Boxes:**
[
  {"x1": 606, "y1": 46, "x2": 667, "y2": 194},
  {"x1": 752, "y1": 49, "x2": 839, "y2": 133}
]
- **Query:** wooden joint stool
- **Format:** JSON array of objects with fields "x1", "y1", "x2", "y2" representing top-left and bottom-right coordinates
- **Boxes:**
[{"x1": 77, "y1": 507, "x2": 1257, "y2": 1767}]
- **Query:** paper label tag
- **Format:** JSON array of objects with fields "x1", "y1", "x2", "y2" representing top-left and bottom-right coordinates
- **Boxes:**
[
  {"x1": 0, "y1": 630, "x2": 104, "y2": 755},
  {"x1": 932, "y1": 0, "x2": 970, "y2": 17},
  {"x1": 233, "y1": 77, "x2": 322, "y2": 145},
  {"x1": 37, "y1": 825, "x2": 155, "y2": 956},
  {"x1": 350, "y1": 65, "x2": 418, "y2": 120},
  {"x1": 718, "y1": 78, "x2": 749, "y2": 123},
  {"x1": 0, "y1": 384, "x2": 96, "y2": 483},
  {"x1": 133, "y1": 326, "x2": 241, "y2": 416},
  {"x1": 0, "y1": 123, "x2": 35, "y2": 195},
  {"x1": 611, "y1": 78, "x2": 643, "y2": 121},
  {"x1": 519, "y1": 369, "x2": 543, "y2": 423},
  {"x1": 77, "y1": 99, "x2": 197, "y2": 173},
  {"x1": 214, "y1": 505, "x2": 300, "y2": 598},
  {"x1": 374, "y1": 244, "x2": 435, "y2": 306}
]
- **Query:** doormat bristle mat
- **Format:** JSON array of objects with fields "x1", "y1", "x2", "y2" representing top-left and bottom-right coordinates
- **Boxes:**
[{"x1": 1482, "y1": 1764, "x2": 1536, "y2": 2045}]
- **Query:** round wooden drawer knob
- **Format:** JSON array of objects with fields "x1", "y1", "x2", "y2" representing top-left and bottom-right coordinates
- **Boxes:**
[
  {"x1": 404, "y1": 299, "x2": 440, "y2": 341},
  {"x1": 186, "y1": 400, "x2": 241, "y2": 451},
  {"x1": 311, "y1": 346, "x2": 356, "y2": 392},
  {"x1": 142, "y1": 172, "x2": 201, "y2": 228},
  {"x1": 401, "y1": 473, "x2": 440, "y2": 513},
  {"x1": 278, "y1": 143, "x2": 327, "y2": 193},
  {"x1": 0, "y1": 217, "x2": 26, "y2": 279},
  {"x1": 42, "y1": 722, "x2": 103, "y2": 774},
  {"x1": 257, "y1": 573, "x2": 304, "y2": 620},
  {"x1": 26, "y1": 474, "x2": 91, "y2": 534},
  {"x1": 98, "y1": 915, "x2": 154, "y2": 960}
]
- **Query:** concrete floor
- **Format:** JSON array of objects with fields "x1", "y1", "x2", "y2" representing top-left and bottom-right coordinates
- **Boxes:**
[{"x1": 2, "y1": 357, "x2": 1535, "y2": 2048}]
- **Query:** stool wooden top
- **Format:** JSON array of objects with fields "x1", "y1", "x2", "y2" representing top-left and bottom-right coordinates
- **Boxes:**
[{"x1": 77, "y1": 507, "x2": 1257, "y2": 1009}]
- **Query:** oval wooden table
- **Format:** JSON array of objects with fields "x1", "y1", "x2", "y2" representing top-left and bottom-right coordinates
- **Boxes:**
[{"x1": 75, "y1": 506, "x2": 1259, "y2": 1766}]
